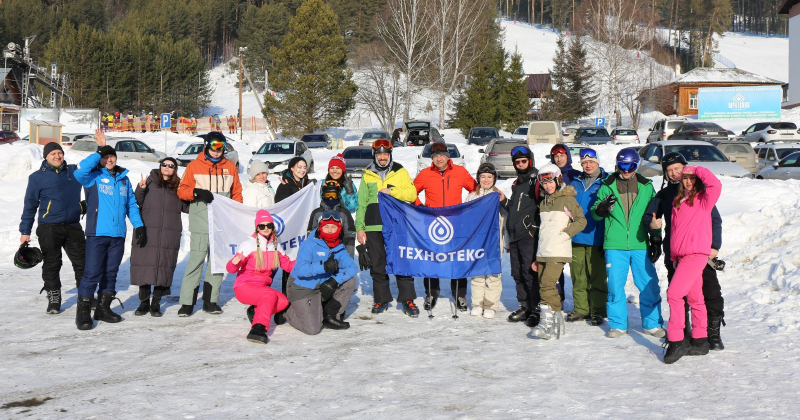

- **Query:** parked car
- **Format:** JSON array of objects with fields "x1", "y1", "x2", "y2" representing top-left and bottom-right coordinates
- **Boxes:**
[
  {"x1": 510, "y1": 125, "x2": 528, "y2": 140},
  {"x1": 359, "y1": 131, "x2": 390, "y2": 147},
  {"x1": 403, "y1": 120, "x2": 443, "y2": 146},
  {"x1": 0, "y1": 130, "x2": 20, "y2": 144},
  {"x1": 417, "y1": 143, "x2": 464, "y2": 173},
  {"x1": 755, "y1": 151, "x2": 800, "y2": 180},
  {"x1": 526, "y1": 121, "x2": 561, "y2": 144},
  {"x1": 710, "y1": 140, "x2": 758, "y2": 173},
  {"x1": 300, "y1": 132, "x2": 331, "y2": 149},
  {"x1": 575, "y1": 127, "x2": 612, "y2": 145},
  {"x1": 667, "y1": 122, "x2": 730, "y2": 142},
  {"x1": 340, "y1": 146, "x2": 373, "y2": 177},
  {"x1": 610, "y1": 128, "x2": 640, "y2": 144},
  {"x1": 248, "y1": 140, "x2": 313, "y2": 174},
  {"x1": 753, "y1": 144, "x2": 800, "y2": 171},
  {"x1": 479, "y1": 138, "x2": 529, "y2": 178},
  {"x1": 61, "y1": 133, "x2": 94, "y2": 148},
  {"x1": 739, "y1": 122, "x2": 800, "y2": 143},
  {"x1": 72, "y1": 137, "x2": 167, "y2": 162},
  {"x1": 637, "y1": 140, "x2": 751, "y2": 178},
  {"x1": 467, "y1": 127, "x2": 499, "y2": 145},
  {"x1": 561, "y1": 127, "x2": 579, "y2": 143},
  {"x1": 173, "y1": 137, "x2": 240, "y2": 168},
  {"x1": 647, "y1": 116, "x2": 687, "y2": 143}
]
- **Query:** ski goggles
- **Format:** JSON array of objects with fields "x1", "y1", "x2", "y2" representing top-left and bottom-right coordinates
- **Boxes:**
[
  {"x1": 322, "y1": 180, "x2": 341, "y2": 200},
  {"x1": 429, "y1": 142, "x2": 449, "y2": 156},
  {"x1": 371, "y1": 139, "x2": 393, "y2": 152},
  {"x1": 538, "y1": 171, "x2": 560, "y2": 183},
  {"x1": 257, "y1": 223, "x2": 275, "y2": 231},
  {"x1": 511, "y1": 146, "x2": 532, "y2": 160},
  {"x1": 208, "y1": 140, "x2": 226, "y2": 151},
  {"x1": 550, "y1": 144, "x2": 569, "y2": 155},
  {"x1": 618, "y1": 161, "x2": 638, "y2": 172},
  {"x1": 579, "y1": 148, "x2": 599, "y2": 162},
  {"x1": 318, "y1": 210, "x2": 342, "y2": 223}
]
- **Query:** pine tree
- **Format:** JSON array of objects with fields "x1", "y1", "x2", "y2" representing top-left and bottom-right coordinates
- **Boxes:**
[
  {"x1": 540, "y1": 34, "x2": 573, "y2": 121},
  {"x1": 448, "y1": 60, "x2": 495, "y2": 135},
  {"x1": 566, "y1": 34, "x2": 597, "y2": 119},
  {"x1": 262, "y1": 0, "x2": 357, "y2": 136},
  {"x1": 498, "y1": 50, "x2": 530, "y2": 131}
]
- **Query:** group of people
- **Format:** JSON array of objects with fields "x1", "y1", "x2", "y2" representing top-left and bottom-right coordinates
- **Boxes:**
[
  {"x1": 20, "y1": 131, "x2": 726, "y2": 364},
  {"x1": 99, "y1": 111, "x2": 238, "y2": 135}
]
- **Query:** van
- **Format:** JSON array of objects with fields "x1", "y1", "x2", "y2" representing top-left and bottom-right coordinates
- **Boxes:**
[
  {"x1": 525, "y1": 121, "x2": 560, "y2": 144},
  {"x1": 711, "y1": 140, "x2": 758, "y2": 173}
]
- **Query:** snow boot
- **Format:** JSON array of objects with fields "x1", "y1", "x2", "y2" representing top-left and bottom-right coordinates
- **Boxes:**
[
  {"x1": 687, "y1": 337, "x2": 710, "y2": 356},
  {"x1": 531, "y1": 304, "x2": 554, "y2": 340},
  {"x1": 246, "y1": 323, "x2": 269, "y2": 344},
  {"x1": 246, "y1": 305, "x2": 256, "y2": 323},
  {"x1": 45, "y1": 289, "x2": 62, "y2": 314},
  {"x1": 507, "y1": 302, "x2": 530, "y2": 323},
  {"x1": 663, "y1": 339, "x2": 691, "y2": 364},
  {"x1": 643, "y1": 327, "x2": 667, "y2": 338},
  {"x1": 149, "y1": 294, "x2": 163, "y2": 317},
  {"x1": 588, "y1": 313, "x2": 605, "y2": 326},
  {"x1": 75, "y1": 295, "x2": 94, "y2": 330},
  {"x1": 134, "y1": 299, "x2": 150, "y2": 316},
  {"x1": 565, "y1": 310, "x2": 586, "y2": 322},
  {"x1": 202, "y1": 283, "x2": 222, "y2": 314},
  {"x1": 94, "y1": 291, "x2": 123, "y2": 323},
  {"x1": 371, "y1": 302, "x2": 389, "y2": 314},
  {"x1": 424, "y1": 296, "x2": 437, "y2": 311},
  {"x1": 177, "y1": 305, "x2": 194, "y2": 317},
  {"x1": 525, "y1": 305, "x2": 541, "y2": 327},
  {"x1": 482, "y1": 309, "x2": 495, "y2": 319},
  {"x1": 708, "y1": 316, "x2": 725, "y2": 351},
  {"x1": 402, "y1": 301, "x2": 419, "y2": 317},
  {"x1": 323, "y1": 313, "x2": 350, "y2": 330},
  {"x1": 606, "y1": 329, "x2": 627, "y2": 338},
  {"x1": 470, "y1": 307, "x2": 483, "y2": 317},
  {"x1": 456, "y1": 297, "x2": 468, "y2": 312},
  {"x1": 273, "y1": 308, "x2": 287, "y2": 325}
]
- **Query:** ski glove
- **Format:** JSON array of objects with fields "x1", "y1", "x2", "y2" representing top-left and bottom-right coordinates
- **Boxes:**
[
  {"x1": 193, "y1": 188, "x2": 214, "y2": 203},
  {"x1": 320, "y1": 278, "x2": 339, "y2": 301},
  {"x1": 356, "y1": 244, "x2": 371, "y2": 271},
  {"x1": 135, "y1": 226, "x2": 147, "y2": 247},
  {"x1": 648, "y1": 235, "x2": 662, "y2": 263},
  {"x1": 342, "y1": 175, "x2": 356, "y2": 195},
  {"x1": 324, "y1": 254, "x2": 339, "y2": 272},
  {"x1": 594, "y1": 195, "x2": 618, "y2": 218}
]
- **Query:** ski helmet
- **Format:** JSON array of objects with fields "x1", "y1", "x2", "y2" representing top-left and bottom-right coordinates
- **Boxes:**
[
  {"x1": 476, "y1": 163, "x2": 498, "y2": 186},
  {"x1": 371, "y1": 138, "x2": 393, "y2": 156},
  {"x1": 321, "y1": 180, "x2": 341, "y2": 200},
  {"x1": 615, "y1": 148, "x2": 640, "y2": 173},
  {"x1": 510, "y1": 145, "x2": 533, "y2": 162},
  {"x1": 661, "y1": 152, "x2": 688, "y2": 174},
  {"x1": 14, "y1": 242, "x2": 42, "y2": 269},
  {"x1": 537, "y1": 163, "x2": 562, "y2": 186}
]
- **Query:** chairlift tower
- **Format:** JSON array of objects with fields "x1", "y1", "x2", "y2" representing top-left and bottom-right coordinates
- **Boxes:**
[{"x1": 3, "y1": 35, "x2": 73, "y2": 108}]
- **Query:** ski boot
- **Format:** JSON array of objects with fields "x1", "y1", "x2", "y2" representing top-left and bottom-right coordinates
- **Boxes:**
[
  {"x1": 531, "y1": 304, "x2": 555, "y2": 339},
  {"x1": 708, "y1": 316, "x2": 725, "y2": 351},
  {"x1": 402, "y1": 301, "x2": 419, "y2": 317}
]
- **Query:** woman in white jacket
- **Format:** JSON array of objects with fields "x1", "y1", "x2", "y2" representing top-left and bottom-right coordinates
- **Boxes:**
[{"x1": 243, "y1": 160, "x2": 275, "y2": 208}]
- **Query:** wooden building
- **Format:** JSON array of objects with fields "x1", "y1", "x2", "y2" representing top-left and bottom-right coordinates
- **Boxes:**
[
  {"x1": 525, "y1": 73, "x2": 551, "y2": 119},
  {"x1": 0, "y1": 68, "x2": 22, "y2": 131}
]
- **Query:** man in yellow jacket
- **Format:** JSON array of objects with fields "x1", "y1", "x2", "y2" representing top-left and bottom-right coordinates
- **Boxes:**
[{"x1": 355, "y1": 139, "x2": 419, "y2": 317}]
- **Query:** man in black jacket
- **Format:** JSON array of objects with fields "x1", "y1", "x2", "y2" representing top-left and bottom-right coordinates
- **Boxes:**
[
  {"x1": 20, "y1": 142, "x2": 86, "y2": 314},
  {"x1": 500, "y1": 145, "x2": 541, "y2": 326}
]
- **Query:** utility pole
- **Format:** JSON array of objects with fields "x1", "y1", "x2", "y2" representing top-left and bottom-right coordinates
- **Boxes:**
[{"x1": 239, "y1": 47, "x2": 246, "y2": 142}]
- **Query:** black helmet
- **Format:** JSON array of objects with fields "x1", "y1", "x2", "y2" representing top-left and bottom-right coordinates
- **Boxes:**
[
  {"x1": 661, "y1": 152, "x2": 688, "y2": 173},
  {"x1": 476, "y1": 163, "x2": 498, "y2": 186},
  {"x1": 15, "y1": 242, "x2": 42, "y2": 269}
]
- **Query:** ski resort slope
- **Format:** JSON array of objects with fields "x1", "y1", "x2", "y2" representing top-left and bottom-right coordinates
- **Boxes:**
[
  {"x1": 501, "y1": 20, "x2": 560, "y2": 74},
  {"x1": 716, "y1": 33, "x2": 788, "y2": 83}
]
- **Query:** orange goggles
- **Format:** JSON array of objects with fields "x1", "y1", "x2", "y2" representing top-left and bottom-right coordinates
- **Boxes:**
[
  {"x1": 371, "y1": 139, "x2": 393, "y2": 151},
  {"x1": 209, "y1": 140, "x2": 225, "y2": 151}
]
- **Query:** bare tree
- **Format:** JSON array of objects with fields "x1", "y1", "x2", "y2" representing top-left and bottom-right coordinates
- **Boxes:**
[
  {"x1": 353, "y1": 44, "x2": 406, "y2": 134},
  {"x1": 618, "y1": 54, "x2": 673, "y2": 129},
  {"x1": 375, "y1": 0, "x2": 434, "y2": 120}
]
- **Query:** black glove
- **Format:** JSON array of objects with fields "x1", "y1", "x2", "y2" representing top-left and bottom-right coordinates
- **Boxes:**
[
  {"x1": 356, "y1": 244, "x2": 371, "y2": 271},
  {"x1": 98, "y1": 145, "x2": 116, "y2": 158},
  {"x1": 594, "y1": 195, "x2": 618, "y2": 218},
  {"x1": 135, "y1": 226, "x2": 147, "y2": 247},
  {"x1": 320, "y1": 278, "x2": 339, "y2": 301},
  {"x1": 79, "y1": 200, "x2": 87, "y2": 215},
  {"x1": 342, "y1": 175, "x2": 355, "y2": 195},
  {"x1": 324, "y1": 254, "x2": 339, "y2": 272},
  {"x1": 648, "y1": 235, "x2": 663, "y2": 263},
  {"x1": 193, "y1": 188, "x2": 214, "y2": 203}
]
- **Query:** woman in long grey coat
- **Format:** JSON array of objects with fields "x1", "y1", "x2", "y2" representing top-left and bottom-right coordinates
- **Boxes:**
[{"x1": 131, "y1": 157, "x2": 187, "y2": 317}]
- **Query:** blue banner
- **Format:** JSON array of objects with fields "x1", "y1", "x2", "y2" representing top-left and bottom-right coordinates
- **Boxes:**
[
  {"x1": 379, "y1": 192, "x2": 501, "y2": 279},
  {"x1": 698, "y1": 86, "x2": 781, "y2": 120}
]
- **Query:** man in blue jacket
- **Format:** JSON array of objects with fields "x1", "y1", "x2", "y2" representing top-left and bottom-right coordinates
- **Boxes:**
[
  {"x1": 567, "y1": 148, "x2": 608, "y2": 326},
  {"x1": 20, "y1": 142, "x2": 86, "y2": 314},
  {"x1": 73, "y1": 131, "x2": 145, "y2": 330},
  {"x1": 285, "y1": 211, "x2": 358, "y2": 334}
]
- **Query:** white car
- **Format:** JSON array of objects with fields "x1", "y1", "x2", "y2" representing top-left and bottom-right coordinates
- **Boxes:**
[
  {"x1": 739, "y1": 122, "x2": 800, "y2": 143},
  {"x1": 610, "y1": 128, "x2": 639, "y2": 144},
  {"x1": 72, "y1": 137, "x2": 167, "y2": 163},
  {"x1": 755, "y1": 152, "x2": 800, "y2": 180},
  {"x1": 753, "y1": 144, "x2": 800, "y2": 171},
  {"x1": 174, "y1": 139, "x2": 240, "y2": 168},
  {"x1": 510, "y1": 125, "x2": 527, "y2": 140},
  {"x1": 248, "y1": 140, "x2": 314, "y2": 174},
  {"x1": 416, "y1": 143, "x2": 465, "y2": 173},
  {"x1": 637, "y1": 140, "x2": 751, "y2": 178}
]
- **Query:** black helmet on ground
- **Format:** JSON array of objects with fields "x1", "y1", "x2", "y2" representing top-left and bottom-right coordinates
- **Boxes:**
[{"x1": 15, "y1": 242, "x2": 42, "y2": 269}]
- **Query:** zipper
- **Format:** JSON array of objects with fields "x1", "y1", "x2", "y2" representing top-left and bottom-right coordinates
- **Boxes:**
[
  {"x1": 154, "y1": 184, "x2": 164, "y2": 273},
  {"x1": 441, "y1": 170, "x2": 446, "y2": 206},
  {"x1": 42, "y1": 200, "x2": 52, "y2": 218}
]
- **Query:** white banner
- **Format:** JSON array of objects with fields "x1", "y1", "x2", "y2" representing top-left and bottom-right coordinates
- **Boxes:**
[{"x1": 207, "y1": 184, "x2": 321, "y2": 274}]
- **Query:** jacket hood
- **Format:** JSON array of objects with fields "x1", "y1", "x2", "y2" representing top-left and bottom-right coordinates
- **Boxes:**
[
  {"x1": 549, "y1": 148, "x2": 574, "y2": 167},
  {"x1": 544, "y1": 185, "x2": 577, "y2": 198}
]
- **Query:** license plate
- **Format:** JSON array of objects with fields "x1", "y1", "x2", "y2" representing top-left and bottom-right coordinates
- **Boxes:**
[
  {"x1": 505, "y1": 166, "x2": 515, "y2": 170},
  {"x1": 781, "y1": 131, "x2": 794, "y2": 136},
  {"x1": 706, "y1": 131, "x2": 718, "y2": 135}
]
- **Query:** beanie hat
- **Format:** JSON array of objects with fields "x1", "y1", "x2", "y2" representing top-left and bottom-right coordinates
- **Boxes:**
[
  {"x1": 254, "y1": 209, "x2": 274, "y2": 230},
  {"x1": 43, "y1": 142, "x2": 63, "y2": 158},
  {"x1": 288, "y1": 156, "x2": 307, "y2": 171},
  {"x1": 249, "y1": 160, "x2": 269, "y2": 181},
  {"x1": 329, "y1": 154, "x2": 346, "y2": 172},
  {"x1": 98, "y1": 145, "x2": 117, "y2": 158},
  {"x1": 429, "y1": 142, "x2": 449, "y2": 158}
]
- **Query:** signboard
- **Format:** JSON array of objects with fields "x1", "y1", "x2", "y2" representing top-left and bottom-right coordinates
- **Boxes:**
[
  {"x1": 160, "y1": 113, "x2": 171, "y2": 129},
  {"x1": 698, "y1": 86, "x2": 781, "y2": 120},
  {"x1": 595, "y1": 117, "x2": 605, "y2": 127}
]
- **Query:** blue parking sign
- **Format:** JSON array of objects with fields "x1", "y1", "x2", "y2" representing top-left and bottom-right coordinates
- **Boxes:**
[
  {"x1": 595, "y1": 117, "x2": 605, "y2": 127},
  {"x1": 160, "y1": 113, "x2": 171, "y2": 129}
]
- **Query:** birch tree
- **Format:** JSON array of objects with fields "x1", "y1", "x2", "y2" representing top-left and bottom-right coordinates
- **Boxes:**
[{"x1": 353, "y1": 44, "x2": 406, "y2": 134}]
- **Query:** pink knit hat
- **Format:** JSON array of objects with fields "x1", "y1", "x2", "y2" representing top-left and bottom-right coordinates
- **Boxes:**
[{"x1": 254, "y1": 209, "x2": 274, "y2": 229}]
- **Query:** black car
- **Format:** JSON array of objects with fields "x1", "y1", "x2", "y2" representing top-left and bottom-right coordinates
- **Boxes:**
[
  {"x1": 467, "y1": 127, "x2": 499, "y2": 145},
  {"x1": 667, "y1": 122, "x2": 730, "y2": 142},
  {"x1": 300, "y1": 133, "x2": 331, "y2": 149}
]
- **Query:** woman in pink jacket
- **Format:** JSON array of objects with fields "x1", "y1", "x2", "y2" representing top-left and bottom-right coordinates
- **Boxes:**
[
  {"x1": 663, "y1": 165, "x2": 721, "y2": 364},
  {"x1": 227, "y1": 210, "x2": 295, "y2": 344}
]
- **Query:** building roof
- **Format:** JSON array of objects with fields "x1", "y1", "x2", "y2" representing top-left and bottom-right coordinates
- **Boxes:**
[
  {"x1": 779, "y1": 0, "x2": 799, "y2": 14},
  {"x1": 671, "y1": 67, "x2": 784, "y2": 85},
  {"x1": 526, "y1": 73, "x2": 551, "y2": 93}
]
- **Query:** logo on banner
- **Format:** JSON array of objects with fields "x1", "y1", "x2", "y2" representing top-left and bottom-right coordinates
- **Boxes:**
[
  {"x1": 729, "y1": 93, "x2": 749, "y2": 109},
  {"x1": 273, "y1": 215, "x2": 285, "y2": 236},
  {"x1": 428, "y1": 216, "x2": 454, "y2": 245}
]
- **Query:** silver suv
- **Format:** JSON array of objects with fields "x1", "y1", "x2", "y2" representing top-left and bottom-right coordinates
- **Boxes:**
[
  {"x1": 753, "y1": 143, "x2": 800, "y2": 171},
  {"x1": 647, "y1": 117, "x2": 687, "y2": 143}
]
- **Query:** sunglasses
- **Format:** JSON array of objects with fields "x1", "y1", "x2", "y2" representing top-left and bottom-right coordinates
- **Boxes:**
[
  {"x1": 371, "y1": 139, "x2": 393, "y2": 151},
  {"x1": 513, "y1": 158, "x2": 529, "y2": 166},
  {"x1": 209, "y1": 140, "x2": 225, "y2": 151},
  {"x1": 579, "y1": 148, "x2": 598, "y2": 159},
  {"x1": 257, "y1": 223, "x2": 275, "y2": 231},
  {"x1": 319, "y1": 210, "x2": 342, "y2": 223},
  {"x1": 160, "y1": 162, "x2": 176, "y2": 169}
]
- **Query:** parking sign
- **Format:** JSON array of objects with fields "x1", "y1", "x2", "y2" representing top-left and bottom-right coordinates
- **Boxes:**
[
  {"x1": 160, "y1": 113, "x2": 171, "y2": 129},
  {"x1": 595, "y1": 117, "x2": 605, "y2": 127}
]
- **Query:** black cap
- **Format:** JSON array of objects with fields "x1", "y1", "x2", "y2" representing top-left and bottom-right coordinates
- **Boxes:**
[
  {"x1": 98, "y1": 145, "x2": 117, "y2": 158},
  {"x1": 42, "y1": 142, "x2": 63, "y2": 158}
]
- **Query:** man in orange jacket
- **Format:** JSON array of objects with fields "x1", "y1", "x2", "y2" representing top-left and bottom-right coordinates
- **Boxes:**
[
  {"x1": 176, "y1": 132, "x2": 243, "y2": 316},
  {"x1": 413, "y1": 142, "x2": 478, "y2": 312}
]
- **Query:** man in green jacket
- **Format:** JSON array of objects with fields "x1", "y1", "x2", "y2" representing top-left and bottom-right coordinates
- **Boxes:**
[
  {"x1": 592, "y1": 148, "x2": 664, "y2": 339},
  {"x1": 355, "y1": 139, "x2": 420, "y2": 316}
]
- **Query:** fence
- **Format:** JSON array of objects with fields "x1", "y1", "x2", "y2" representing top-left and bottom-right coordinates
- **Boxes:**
[{"x1": 102, "y1": 116, "x2": 274, "y2": 134}]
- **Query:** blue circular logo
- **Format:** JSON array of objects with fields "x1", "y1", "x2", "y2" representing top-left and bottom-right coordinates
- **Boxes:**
[
  {"x1": 273, "y1": 215, "x2": 285, "y2": 236},
  {"x1": 428, "y1": 216, "x2": 454, "y2": 245}
]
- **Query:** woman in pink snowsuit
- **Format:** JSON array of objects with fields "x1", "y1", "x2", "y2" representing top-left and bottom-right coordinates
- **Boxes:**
[
  {"x1": 663, "y1": 165, "x2": 721, "y2": 364},
  {"x1": 227, "y1": 210, "x2": 295, "y2": 344}
]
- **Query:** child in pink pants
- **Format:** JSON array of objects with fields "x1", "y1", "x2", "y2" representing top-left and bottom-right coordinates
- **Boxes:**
[
  {"x1": 664, "y1": 165, "x2": 721, "y2": 364},
  {"x1": 227, "y1": 210, "x2": 295, "y2": 344}
]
